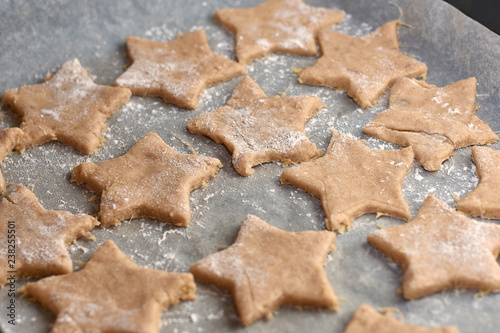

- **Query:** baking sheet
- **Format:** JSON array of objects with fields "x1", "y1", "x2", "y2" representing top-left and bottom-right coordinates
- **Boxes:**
[{"x1": 1, "y1": 0, "x2": 499, "y2": 332}]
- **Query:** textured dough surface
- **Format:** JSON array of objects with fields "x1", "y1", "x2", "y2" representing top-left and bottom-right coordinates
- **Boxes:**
[
  {"x1": 368, "y1": 195, "x2": 500, "y2": 300},
  {"x1": 363, "y1": 77, "x2": 498, "y2": 171},
  {"x1": 71, "y1": 132, "x2": 222, "y2": 227},
  {"x1": 299, "y1": 20, "x2": 428, "y2": 108},
  {"x1": 191, "y1": 215, "x2": 337, "y2": 326},
  {"x1": 215, "y1": 0, "x2": 344, "y2": 64},
  {"x1": 188, "y1": 76, "x2": 323, "y2": 176},
  {"x1": 115, "y1": 30, "x2": 246, "y2": 109},
  {"x1": 457, "y1": 146, "x2": 500, "y2": 219},
  {"x1": 23, "y1": 240, "x2": 196, "y2": 333},
  {"x1": 281, "y1": 131, "x2": 414, "y2": 232},
  {"x1": 0, "y1": 185, "x2": 97, "y2": 287},
  {"x1": 0, "y1": 127, "x2": 23, "y2": 194},
  {"x1": 2, "y1": 59, "x2": 131, "y2": 154},
  {"x1": 342, "y1": 304, "x2": 458, "y2": 333}
]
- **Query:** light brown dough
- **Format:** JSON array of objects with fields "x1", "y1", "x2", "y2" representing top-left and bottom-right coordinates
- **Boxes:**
[
  {"x1": 187, "y1": 76, "x2": 323, "y2": 176},
  {"x1": 215, "y1": 0, "x2": 344, "y2": 64},
  {"x1": 114, "y1": 30, "x2": 246, "y2": 109},
  {"x1": 190, "y1": 215, "x2": 337, "y2": 326},
  {"x1": 0, "y1": 127, "x2": 23, "y2": 194},
  {"x1": 457, "y1": 146, "x2": 500, "y2": 219},
  {"x1": 298, "y1": 20, "x2": 428, "y2": 108},
  {"x1": 71, "y1": 132, "x2": 222, "y2": 227},
  {"x1": 281, "y1": 131, "x2": 414, "y2": 232},
  {"x1": 368, "y1": 195, "x2": 500, "y2": 300},
  {"x1": 2, "y1": 59, "x2": 131, "y2": 154},
  {"x1": 342, "y1": 304, "x2": 458, "y2": 333},
  {"x1": 22, "y1": 240, "x2": 196, "y2": 333},
  {"x1": 363, "y1": 77, "x2": 498, "y2": 171},
  {"x1": 0, "y1": 185, "x2": 97, "y2": 287}
]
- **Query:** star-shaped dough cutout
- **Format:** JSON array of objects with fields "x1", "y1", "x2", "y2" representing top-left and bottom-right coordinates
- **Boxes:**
[
  {"x1": 457, "y1": 146, "x2": 500, "y2": 219},
  {"x1": 22, "y1": 240, "x2": 196, "y2": 333},
  {"x1": 2, "y1": 58, "x2": 132, "y2": 154},
  {"x1": 187, "y1": 76, "x2": 323, "y2": 176},
  {"x1": 298, "y1": 20, "x2": 428, "y2": 108},
  {"x1": 281, "y1": 131, "x2": 414, "y2": 232},
  {"x1": 363, "y1": 77, "x2": 498, "y2": 171},
  {"x1": 0, "y1": 185, "x2": 97, "y2": 287},
  {"x1": 0, "y1": 127, "x2": 23, "y2": 194},
  {"x1": 71, "y1": 132, "x2": 222, "y2": 227},
  {"x1": 190, "y1": 215, "x2": 337, "y2": 326},
  {"x1": 114, "y1": 30, "x2": 247, "y2": 109},
  {"x1": 342, "y1": 304, "x2": 458, "y2": 333},
  {"x1": 368, "y1": 195, "x2": 500, "y2": 300},
  {"x1": 214, "y1": 0, "x2": 345, "y2": 64}
]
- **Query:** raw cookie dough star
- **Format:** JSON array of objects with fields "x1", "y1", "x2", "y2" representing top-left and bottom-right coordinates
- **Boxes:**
[
  {"x1": 457, "y1": 146, "x2": 500, "y2": 219},
  {"x1": 363, "y1": 77, "x2": 498, "y2": 171},
  {"x1": 190, "y1": 215, "x2": 337, "y2": 326},
  {"x1": 368, "y1": 195, "x2": 500, "y2": 300},
  {"x1": 0, "y1": 127, "x2": 23, "y2": 194},
  {"x1": 214, "y1": 0, "x2": 345, "y2": 64},
  {"x1": 71, "y1": 132, "x2": 222, "y2": 227},
  {"x1": 342, "y1": 304, "x2": 458, "y2": 333},
  {"x1": 187, "y1": 76, "x2": 323, "y2": 176},
  {"x1": 2, "y1": 58, "x2": 132, "y2": 154},
  {"x1": 298, "y1": 20, "x2": 428, "y2": 108},
  {"x1": 114, "y1": 30, "x2": 247, "y2": 109},
  {"x1": 22, "y1": 240, "x2": 196, "y2": 333},
  {"x1": 281, "y1": 131, "x2": 414, "y2": 232},
  {"x1": 0, "y1": 185, "x2": 97, "y2": 287}
]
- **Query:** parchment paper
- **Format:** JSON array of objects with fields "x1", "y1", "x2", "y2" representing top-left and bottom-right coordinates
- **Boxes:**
[{"x1": 0, "y1": 0, "x2": 499, "y2": 332}]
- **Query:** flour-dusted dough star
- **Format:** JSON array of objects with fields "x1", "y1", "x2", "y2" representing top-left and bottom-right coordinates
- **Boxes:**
[
  {"x1": 22, "y1": 240, "x2": 196, "y2": 333},
  {"x1": 2, "y1": 59, "x2": 131, "y2": 154},
  {"x1": 0, "y1": 127, "x2": 23, "y2": 194},
  {"x1": 191, "y1": 215, "x2": 337, "y2": 326},
  {"x1": 457, "y1": 146, "x2": 500, "y2": 219},
  {"x1": 342, "y1": 304, "x2": 458, "y2": 333},
  {"x1": 299, "y1": 20, "x2": 428, "y2": 108},
  {"x1": 187, "y1": 76, "x2": 323, "y2": 176},
  {"x1": 0, "y1": 185, "x2": 97, "y2": 287},
  {"x1": 71, "y1": 132, "x2": 222, "y2": 227},
  {"x1": 363, "y1": 77, "x2": 498, "y2": 171},
  {"x1": 368, "y1": 195, "x2": 500, "y2": 300},
  {"x1": 215, "y1": 0, "x2": 344, "y2": 64},
  {"x1": 281, "y1": 131, "x2": 414, "y2": 232},
  {"x1": 114, "y1": 30, "x2": 247, "y2": 109}
]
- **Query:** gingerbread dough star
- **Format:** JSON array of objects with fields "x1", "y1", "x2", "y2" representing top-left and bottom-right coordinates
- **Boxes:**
[
  {"x1": 23, "y1": 240, "x2": 196, "y2": 333},
  {"x1": 187, "y1": 76, "x2": 323, "y2": 176},
  {"x1": 281, "y1": 131, "x2": 414, "y2": 232},
  {"x1": 298, "y1": 20, "x2": 428, "y2": 108},
  {"x1": 363, "y1": 77, "x2": 498, "y2": 171},
  {"x1": 2, "y1": 58, "x2": 131, "y2": 154},
  {"x1": 0, "y1": 127, "x2": 23, "y2": 194},
  {"x1": 368, "y1": 195, "x2": 500, "y2": 300},
  {"x1": 342, "y1": 304, "x2": 458, "y2": 333},
  {"x1": 457, "y1": 146, "x2": 500, "y2": 219},
  {"x1": 71, "y1": 132, "x2": 222, "y2": 227},
  {"x1": 0, "y1": 185, "x2": 97, "y2": 287},
  {"x1": 214, "y1": 0, "x2": 344, "y2": 64},
  {"x1": 114, "y1": 30, "x2": 247, "y2": 109},
  {"x1": 190, "y1": 215, "x2": 337, "y2": 326}
]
